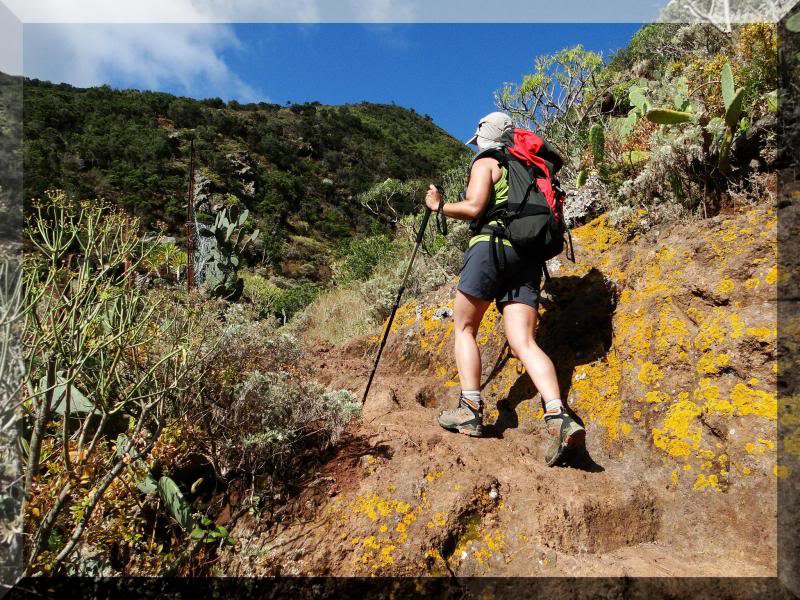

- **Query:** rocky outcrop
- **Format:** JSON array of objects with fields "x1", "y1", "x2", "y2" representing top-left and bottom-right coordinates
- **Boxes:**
[
  {"x1": 225, "y1": 151, "x2": 256, "y2": 199},
  {"x1": 193, "y1": 152, "x2": 258, "y2": 215},
  {"x1": 564, "y1": 175, "x2": 606, "y2": 227}
]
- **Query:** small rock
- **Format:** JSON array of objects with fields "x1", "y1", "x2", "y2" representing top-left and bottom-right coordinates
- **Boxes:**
[
  {"x1": 433, "y1": 306, "x2": 453, "y2": 320},
  {"x1": 536, "y1": 546, "x2": 557, "y2": 568},
  {"x1": 361, "y1": 388, "x2": 400, "y2": 421},
  {"x1": 547, "y1": 257, "x2": 562, "y2": 273}
]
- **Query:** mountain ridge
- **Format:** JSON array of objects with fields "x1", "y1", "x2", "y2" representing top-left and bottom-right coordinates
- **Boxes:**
[{"x1": 19, "y1": 75, "x2": 469, "y2": 274}]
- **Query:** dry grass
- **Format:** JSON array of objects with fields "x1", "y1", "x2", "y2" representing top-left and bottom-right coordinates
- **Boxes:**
[{"x1": 297, "y1": 285, "x2": 376, "y2": 346}]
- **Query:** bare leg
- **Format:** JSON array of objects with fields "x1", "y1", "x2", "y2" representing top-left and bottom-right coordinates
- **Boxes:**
[
  {"x1": 454, "y1": 290, "x2": 491, "y2": 391},
  {"x1": 501, "y1": 301, "x2": 560, "y2": 401}
]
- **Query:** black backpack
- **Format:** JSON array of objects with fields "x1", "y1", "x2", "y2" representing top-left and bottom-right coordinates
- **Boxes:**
[{"x1": 468, "y1": 130, "x2": 574, "y2": 279}]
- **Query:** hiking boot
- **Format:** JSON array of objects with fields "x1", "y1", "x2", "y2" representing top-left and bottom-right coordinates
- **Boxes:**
[
  {"x1": 438, "y1": 395, "x2": 483, "y2": 437},
  {"x1": 544, "y1": 411, "x2": 585, "y2": 466}
]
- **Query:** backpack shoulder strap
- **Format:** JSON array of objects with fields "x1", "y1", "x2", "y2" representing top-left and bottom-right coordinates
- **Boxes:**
[
  {"x1": 469, "y1": 146, "x2": 508, "y2": 171},
  {"x1": 467, "y1": 147, "x2": 510, "y2": 235}
]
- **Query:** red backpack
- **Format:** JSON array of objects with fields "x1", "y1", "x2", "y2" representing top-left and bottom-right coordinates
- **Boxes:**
[{"x1": 469, "y1": 129, "x2": 574, "y2": 276}]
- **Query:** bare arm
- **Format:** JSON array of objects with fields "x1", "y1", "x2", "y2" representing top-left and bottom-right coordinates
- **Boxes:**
[{"x1": 425, "y1": 157, "x2": 499, "y2": 221}]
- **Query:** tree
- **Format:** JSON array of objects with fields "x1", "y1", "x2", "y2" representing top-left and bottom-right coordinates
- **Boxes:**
[
  {"x1": 494, "y1": 45, "x2": 610, "y2": 176},
  {"x1": 659, "y1": 0, "x2": 792, "y2": 34},
  {"x1": 357, "y1": 178, "x2": 424, "y2": 226}
]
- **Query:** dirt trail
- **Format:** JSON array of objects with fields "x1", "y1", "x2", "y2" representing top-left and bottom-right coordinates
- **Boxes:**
[{"x1": 221, "y1": 204, "x2": 779, "y2": 577}]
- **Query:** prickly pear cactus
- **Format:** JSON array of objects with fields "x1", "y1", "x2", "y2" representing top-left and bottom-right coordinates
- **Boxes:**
[
  {"x1": 197, "y1": 206, "x2": 259, "y2": 301},
  {"x1": 641, "y1": 62, "x2": 745, "y2": 174},
  {"x1": 588, "y1": 123, "x2": 606, "y2": 166}
]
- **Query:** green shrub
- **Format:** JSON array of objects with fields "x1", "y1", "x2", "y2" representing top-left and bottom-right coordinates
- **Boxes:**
[
  {"x1": 241, "y1": 272, "x2": 320, "y2": 323},
  {"x1": 332, "y1": 234, "x2": 395, "y2": 286}
]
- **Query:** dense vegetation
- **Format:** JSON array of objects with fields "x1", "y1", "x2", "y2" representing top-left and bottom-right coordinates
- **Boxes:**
[
  {"x1": 497, "y1": 23, "x2": 778, "y2": 221},
  {"x1": 22, "y1": 79, "x2": 468, "y2": 269},
  {"x1": 0, "y1": 73, "x2": 22, "y2": 242}
]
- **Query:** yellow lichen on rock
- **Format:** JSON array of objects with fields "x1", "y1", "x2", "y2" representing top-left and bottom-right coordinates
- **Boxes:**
[
  {"x1": 389, "y1": 301, "x2": 419, "y2": 333},
  {"x1": 654, "y1": 303, "x2": 692, "y2": 361},
  {"x1": 729, "y1": 383, "x2": 777, "y2": 419},
  {"x1": 571, "y1": 352, "x2": 623, "y2": 441},
  {"x1": 572, "y1": 214, "x2": 627, "y2": 253},
  {"x1": 638, "y1": 361, "x2": 664, "y2": 386},
  {"x1": 693, "y1": 473, "x2": 722, "y2": 492},
  {"x1": 652, "y1": 397, "x2": 703, "y2": 458},
  {"x1": 697, "y1": 351, "x2": 730, "y2": 375},
  {"x1": 717, "y1": 278, "x2": 735, "y2": 296}
]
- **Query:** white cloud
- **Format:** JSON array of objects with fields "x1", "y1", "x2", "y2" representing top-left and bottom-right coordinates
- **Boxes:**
[
  {"x1": 23, "y1": 23, "x2": 260, "y2": 102},
  {"x1": 5, "y1": 0, "x2": 210, "y2": 23},
  {"x1": 3, "y1": 0, "x2": 669, "y2": 23},
  {"x1": 4, "y1": 0, "x2": 323, "y2": 23},
  {"x1": 344, "y1": 0, "x2": 416, "y2": 22},
  {"x1": 195, "y1": 0, "x2": 322, "y2": 23}
]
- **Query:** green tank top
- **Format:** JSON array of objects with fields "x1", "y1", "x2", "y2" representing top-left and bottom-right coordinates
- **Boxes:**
[{"x1": 468, "y1": 166, "x2": 512, "y2": 248}]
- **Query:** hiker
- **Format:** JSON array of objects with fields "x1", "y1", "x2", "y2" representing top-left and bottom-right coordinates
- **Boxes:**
[{"x1": 423, "y1": 111, "x2": 585, "y2": 466}]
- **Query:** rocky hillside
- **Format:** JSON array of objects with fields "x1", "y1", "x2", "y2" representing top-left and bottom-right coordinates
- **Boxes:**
[{"x1": 218, "y1": 201, "x2": 778, "y2": 577}]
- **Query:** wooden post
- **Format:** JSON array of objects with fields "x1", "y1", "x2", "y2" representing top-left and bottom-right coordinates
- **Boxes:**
[{"x1": 186, "y1": 139, "x2": 195, "y2": 292}]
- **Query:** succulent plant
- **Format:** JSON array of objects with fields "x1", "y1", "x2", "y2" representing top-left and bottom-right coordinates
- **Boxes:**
[
  {"x1": 645, "y1": 62, "x2": 745, "y2": 173},
  {"x1": 646, "y1": 108, "x2": 694, "y2": 125},
  {"x1": 611, "y1": 85, "x2": 647, "y2": 142},
  {"x1": 588, "y1": 123, "x2": 605, "y2": 166},
  {"x1": 575, "y1": 169, "x2": 588, "y2": 188},
  {"x1": 157, "y1": 476, "x2": 195, "y2": 531},
  {"x1": 197, "y1": 206, "x2": 259, "y2": 301},
  {"x1": 628, "y1": 85, "x2": 649, "y2": 116},
  {"x1": 718, "y1": 63, "x2": 745, "y2": 173},
  {"x1": 115, "y1": 433, "x2": 194, "y2": 530},
  {"x1": 765, "y1": 90, "x2": 778, "y2": 115},
  {"x1": 39, "y1": 372, "x2": 95, "y2": 416}
]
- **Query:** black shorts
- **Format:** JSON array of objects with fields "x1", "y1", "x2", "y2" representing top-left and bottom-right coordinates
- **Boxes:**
[{"x1": 456, "y1": 240, "x2": 542, "y2": 310}]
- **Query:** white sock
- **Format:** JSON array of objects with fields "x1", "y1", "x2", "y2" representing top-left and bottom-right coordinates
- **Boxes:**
[
  {"x1": 544, "y1": 398, "x2": 564, "y2": 415},
  {"x1": 460, "y1": 390, "x2": 482, "y2": 411}
]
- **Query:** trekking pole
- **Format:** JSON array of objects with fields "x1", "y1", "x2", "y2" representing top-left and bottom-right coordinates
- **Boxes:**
[{"x1": 362, "y1": 193, "x2": 439, "y2": 405}]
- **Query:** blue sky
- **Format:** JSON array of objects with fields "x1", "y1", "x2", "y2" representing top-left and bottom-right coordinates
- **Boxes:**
[{"x1": 24, "y1": 23, "x2": 642, "y2": 141}]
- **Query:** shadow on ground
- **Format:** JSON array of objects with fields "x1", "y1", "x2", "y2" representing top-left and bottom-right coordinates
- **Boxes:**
[{"x1": 482, "y1": 267, "x2": 616, "y2": 472}]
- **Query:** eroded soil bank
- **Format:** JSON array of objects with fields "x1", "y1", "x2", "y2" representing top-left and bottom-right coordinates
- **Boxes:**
[{"x1": 220, "y1": 204, "x2": 780, "y2": 578}]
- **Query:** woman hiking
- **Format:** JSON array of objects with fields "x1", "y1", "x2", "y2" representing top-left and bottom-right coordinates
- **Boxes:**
[{"x1": 424, "y1": 111, "x2": 585, "y2": 466}]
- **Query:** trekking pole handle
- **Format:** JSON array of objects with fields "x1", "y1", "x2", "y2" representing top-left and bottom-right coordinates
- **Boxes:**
[{"x1": 416, "y1": 206, "x2": 433, "y2": 244}]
